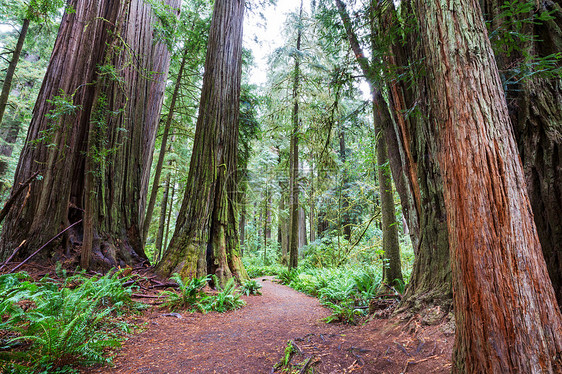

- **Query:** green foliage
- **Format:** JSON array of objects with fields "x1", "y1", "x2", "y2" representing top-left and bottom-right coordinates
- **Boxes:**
[
  {"x1": 275, "y1": 265, "x2": 390, "y2": 324},
  {"x1": 487, "y1": 0, "x2": 562, "y2": 85},
  {"x1": 206, "y1": 277, "x2": 246, "y2": 313},
  {"x1": 277, "y1": 268, "x2": 299, "y2": 285},
  {"x1": 240, "y1": 280, "x2": 262, "y2": 296},
  {"x1": 242, "y1": 256, "x2": 284, "y2": 278},
  {"x1": 161, "y1": 275, "x2": 245, "y2": 313},
  {"x1": 161, "y1": 273, "x2": 211, "y2": 312},
  {"x1": 322, "y1": 299, "x2": 363, "y2": 325},
  {"x1": 0, "y1": 270, "x2": 135, "y2": 372}
]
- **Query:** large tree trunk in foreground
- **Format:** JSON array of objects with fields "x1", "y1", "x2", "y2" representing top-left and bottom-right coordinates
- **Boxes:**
[
  {"x1": 0, "y1": 0, "x2": 178, "y2": 269},
  {"x1": 483, "y1": 0, "x2": 562, "y2": 306},
  {"x1": 156, "y1": 0, "x2": 247, "y2": 283},
  {"x1": 414, "y1": 0, "x2": 562, "y2": 372}
]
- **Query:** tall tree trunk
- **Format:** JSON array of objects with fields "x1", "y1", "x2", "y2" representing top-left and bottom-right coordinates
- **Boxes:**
[
  {"x1": 163, "y1": 168, "x2": 177, "y2": 255},
  {"x1": 288, "y1": 0, "x2": 304, "y2": 270},
  {"x1": 156, "y1": 0, "x2": 247, "y2": 284},
  {"x1": 0, "y1": 18, "x2": 30, "y2": 127},
  {"x1": 0, "y1": 116, "x2": 23, "y2": 196},
  {"x1": 335, "y1": 0, "x2": 406, "y2": 290},
  {"x1": 482, "y1": 0, "x2": 562, "y2": 306},
  {"x1": 373, "y1": 93, "x2": 403, "y2": 287},
  {"x1": 143, "y1": 49, "x2": 188, "y2": 245},
  {"x1": 155, "y1": 164, "x2": 172, "y2": 262},
  {"x1": 338, "y1": 127, "x2": 352, "y2": 241},
  {"x1": 279, "y1": 186, "x2": 288, "y2": 264},
  {"x1": 0, "y1": 0, "x2": 179, "y2": 269},
  {"x1": 309, "y1": 158, "x2": 316, "y2": 243},
  {"x1": 298, "y1": 206, "x2": 307, "y2": 252},
  {"x1": 414, "y1": 0, "x2": 562, "y2": 371},
  {"x1": 378, "y1": 2, "x2": 453, "y2": 314}
]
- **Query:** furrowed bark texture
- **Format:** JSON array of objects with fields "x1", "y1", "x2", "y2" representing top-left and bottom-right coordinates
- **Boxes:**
[
  {"x1": 337, "y1": 0, "x2": 451, "y2": 312},
  {"x1": 0, "y1": 0, "x2": 179, "y2": 269},
  {"x1": 414, "y1": 0, "x2": 562, "y2": 372},
  {"x1": 156, "y1": 0, "x2": 248, "y2": 283},
  {"x1": 483, "y1": 0, "x2": 562, "y2": 306},
  {"x1": 382, "y1": 3, "x2": 452, "y2": 314}
]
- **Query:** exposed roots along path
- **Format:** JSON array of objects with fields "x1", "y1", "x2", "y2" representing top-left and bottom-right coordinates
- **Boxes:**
[{"x1": 87, "y1": 276, "x2": 452, "y2": 373}]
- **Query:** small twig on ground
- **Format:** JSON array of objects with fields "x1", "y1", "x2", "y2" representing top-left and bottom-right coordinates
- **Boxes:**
[
  {"x1": 299, "y1": 356, "x2": 313, "y2": 374},
  {"x1": 291, "y1": 340, "x2": 303, "y2": 355},
  {"x1": 402, "y1": 359, "x2": 413, "y2": 373},
  {"x1": 150, "y1": 283, "x2": 179, "y2": 289},
  {"x1": 131, "y1": 293, "x2": 162, "y2": 299},
  {"x1": 396, "y1": 342, "x2": 411, "y2": 356}
]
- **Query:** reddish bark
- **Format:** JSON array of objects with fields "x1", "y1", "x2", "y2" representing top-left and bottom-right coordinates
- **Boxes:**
[{"x1": 414, "y1": 0, "x2": 562, "y2": 371}]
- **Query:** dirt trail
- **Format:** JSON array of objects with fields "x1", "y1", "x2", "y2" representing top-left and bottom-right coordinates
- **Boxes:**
[{"x1": 88, "y1": 277, "x2": 452, "y2": 373}]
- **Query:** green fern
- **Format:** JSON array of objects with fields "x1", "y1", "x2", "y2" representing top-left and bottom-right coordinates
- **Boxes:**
[
  {"x1": 161, "y1": 273, "x2": 210, "y2": 312},
  {"x1": 205, "y1": 277, "x2": 245, "y2": 312},
  {"x1": 240, "y1": 280, "x2": 262, "y2": 296}
]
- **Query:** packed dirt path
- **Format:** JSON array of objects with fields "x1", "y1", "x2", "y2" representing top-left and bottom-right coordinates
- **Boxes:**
[{"x1": 88, "y1": 277, "x2": 452, "y2": 373}]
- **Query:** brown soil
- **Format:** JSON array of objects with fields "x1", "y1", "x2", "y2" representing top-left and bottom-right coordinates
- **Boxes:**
[{"x1": 85, "y1": 276, "x2": 453, "y2": 374}]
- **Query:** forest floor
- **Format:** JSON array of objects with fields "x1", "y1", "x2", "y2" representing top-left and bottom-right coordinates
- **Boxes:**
[{"x1": 83, "y1": 275, "x2": 454, "y2": 374}]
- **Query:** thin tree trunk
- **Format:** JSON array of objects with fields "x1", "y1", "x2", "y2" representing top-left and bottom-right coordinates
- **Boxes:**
[
  {"x1": 163, "y1": 168, "x2": 177, "y2": 255},
  {"x1": 339, "y1": 127, "x2": 352, "y2": 241},
  {"x1": 309, "y1": 158, "x2": 315, "y2": 243},
  {"x1": 155, "y1": 166, "x2": 172, "y2": 262},
  {"x1": 143, "y1": 49, "x2": 188, "y2": 245},
  {"x1": 279, "y1": 186, "x2": 288, "y2": 264},
  {"x1": 0, "y1": 18, "x2": 30, "y2": 127},
  {"x1": 374, "y1": 93, "x2": 403, "y2": 287},
  {"x1": 298, "y1": 206, "x2": 307, "y2": 252},
  {"x1": 414, "y1": 0, "x2": 562, "y2": 371}
]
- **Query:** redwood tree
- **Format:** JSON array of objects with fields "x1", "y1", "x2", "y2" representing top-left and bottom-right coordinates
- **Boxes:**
[
  {"x1": 288, "y1": 0, "x2": 304, "y2": 270},
  {"x1": 0, "y1": 0, "x2": 179, "y2": 269},
  {"x1": 414, "y1": 0, "x2": 562, "y2": 371},
  {"x1": 156, "y1": 0, "x2": 247, "y2": 283},
  {"x1": 483, "y1": 0, "x2": 562, "y2": 305}
]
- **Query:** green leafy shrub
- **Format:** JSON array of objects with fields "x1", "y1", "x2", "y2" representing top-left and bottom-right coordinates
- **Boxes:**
[
  {"x1": 277, "y1": 268, "x2": 299, "y2": 285},
  {"x1": 322, "y1": 300, "x2": 365, "y2": 325},
  {"x1": 0, "y1": 270, "x2": 134, "y2": 372},
  {"x1": 205, "y1": 277, "x2": 245, "y2": 312},
  {"x1": 161, "y1": 274, "x2": 210, "y2": 312},
  {"x1": 240, "y1": 280, "x2": 262, "y2": 296}
]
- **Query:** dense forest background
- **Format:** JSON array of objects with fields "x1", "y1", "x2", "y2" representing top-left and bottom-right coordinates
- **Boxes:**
[{"x1": 0, "y1": 0, "x2": 561, "y2": 372}]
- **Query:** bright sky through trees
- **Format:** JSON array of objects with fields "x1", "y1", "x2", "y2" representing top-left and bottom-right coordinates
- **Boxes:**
[{"x1": 243, "y1": 0, "x2": 309, "y2": 85}]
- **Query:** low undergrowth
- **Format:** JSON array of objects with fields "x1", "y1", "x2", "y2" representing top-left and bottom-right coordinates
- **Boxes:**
[
  {"x1": 277, "y1": 265, "x2": 401, "y2": 324},
  {"x1": 0, "y1": 269, "x2": 139, "y2": 373},
  {"x1": 161, "y1": 274, "x2": 246, "y2": 313}
]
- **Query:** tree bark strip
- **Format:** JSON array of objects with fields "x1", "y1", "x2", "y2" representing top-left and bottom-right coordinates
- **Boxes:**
[
  {"x1": 413, "y1": 0, "x2": 562, "y2": 371},
  {"x1": 156, "y1": 0, "x2": 247, "y2": 283}
]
